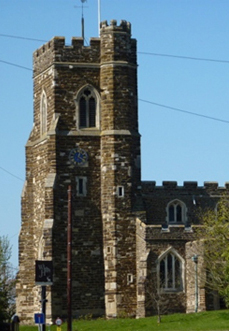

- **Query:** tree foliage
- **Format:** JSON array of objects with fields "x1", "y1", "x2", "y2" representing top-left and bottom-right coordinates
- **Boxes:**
[
  {"x1": 0, "y1": 236, "x2": 16, "y2": 322},
  {"x1": 197, "y1": 196, "x2": 229, "y2": 306}
]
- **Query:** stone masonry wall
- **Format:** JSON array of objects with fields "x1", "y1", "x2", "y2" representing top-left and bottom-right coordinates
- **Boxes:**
[
  {"x1": 51, "y1": 134, "x2": 104, "y2": 318},
  {"x1": 136, "y1": 181, "x2": 229, "y2": 316},
  {"x1": 100, "y1": 20, "x2": 141, "y2": 318},
  {"x1": 18, "y1": 28, "x2": 104, "y2": 321},
  {"x1": 186, "y1": 240, "x2": 206, "y2": 313},
  {"x1": 142, "y1": 181, "x2": 229, "y2": 225}
]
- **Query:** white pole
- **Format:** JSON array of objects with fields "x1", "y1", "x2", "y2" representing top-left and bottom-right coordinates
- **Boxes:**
[{"x1": 98, "y1": 0, "x2": 101, "y2": 36}]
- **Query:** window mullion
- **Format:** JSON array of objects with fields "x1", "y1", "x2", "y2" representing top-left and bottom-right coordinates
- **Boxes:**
[
  {"x1": 165, "y1": 256, "x2": 168, "y2": 289},
  {"x1": 86, "y1": 96, "x2": 89, "y2": 127},
  {"x1": 172, "y1": 254, "x2": 175, "y2": 289}
]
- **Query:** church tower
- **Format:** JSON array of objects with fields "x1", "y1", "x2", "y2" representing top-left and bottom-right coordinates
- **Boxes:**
[{"x1": 17, "y1": 20, "x2": 141, "y2": 322}]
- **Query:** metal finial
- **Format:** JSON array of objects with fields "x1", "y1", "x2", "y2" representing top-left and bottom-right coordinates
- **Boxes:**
[
  {"x1": 75, "y1": 0, "x2": 87, "y2": 43},
  {"x1": 81, "y1": 0, "x2": 87, "y2": 18}
]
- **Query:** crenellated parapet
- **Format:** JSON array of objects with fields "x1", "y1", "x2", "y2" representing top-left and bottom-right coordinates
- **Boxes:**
[
  {"x1": 100, "y1": 20, "x2": 136, "y2": 64},
  {"x1": 33, "y1": 36, "x2": 100, "y2": 76},
  {"x1": 142, "y1": 180, "x2": 229, "y2": 192},
  {"x1": 33, "y1": 20, "x2": 136, "y2": 77},
  {"x1": 141, "y1": 180, "x2": 229, "y2": 226},
  {"x1": 100, "y1": 19, "x2": 131, "y2": 34}
]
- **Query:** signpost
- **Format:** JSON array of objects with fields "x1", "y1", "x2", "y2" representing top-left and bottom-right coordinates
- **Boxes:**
[
  {"x1": 35, "y1": 261, "x2": 53, "y2": 331},
  {"x1": 55, "y1": 317, "x2": 63, "y2": 331},
  {"x1": 34, "y1": 313, "x2": 45, "y2": 331}
]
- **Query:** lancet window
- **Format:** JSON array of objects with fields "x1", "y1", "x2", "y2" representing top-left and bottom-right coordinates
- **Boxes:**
[{"x1": 40, "y1": 90, "x2": 47, "y2": 135}]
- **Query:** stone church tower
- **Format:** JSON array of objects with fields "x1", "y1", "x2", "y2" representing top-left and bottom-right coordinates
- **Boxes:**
[
  {"x1": 17, "y1": 19, "x2": 224, "y2": 324},
  {"x1": 17, "y1": 20, "x2": 142, "y2": 322}
]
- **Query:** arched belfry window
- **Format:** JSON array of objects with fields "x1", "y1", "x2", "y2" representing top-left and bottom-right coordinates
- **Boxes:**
[
  {"x1": 157, "y1": 247, "x2": 184, "y2": 292},
  {"x1": 166, "y1": 200, "x2": 187, "y2": 224},
  {"x1": 76, "y1": 86, "x2": 100, "y2": 130},
  {"x1": 40, "y1": 90, "x2": 47, "y2": 135}
]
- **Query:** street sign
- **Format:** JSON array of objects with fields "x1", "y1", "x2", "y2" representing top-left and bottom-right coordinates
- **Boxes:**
[
  {"x1": 34, "y1": 313, "x2": 45, "y2": 324},
  {"x1": 55, "y1": 317, "x2": 63, "y2": 326},
  {"x1": 35, "y1": 260, "x2": 53, "y2": 285}
]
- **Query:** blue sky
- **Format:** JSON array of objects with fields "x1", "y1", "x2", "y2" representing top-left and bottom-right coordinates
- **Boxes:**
[{"x1": 1, "y1": 0, "x2": 229, "y2": 268}]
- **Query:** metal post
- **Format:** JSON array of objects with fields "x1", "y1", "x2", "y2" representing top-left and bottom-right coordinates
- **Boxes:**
[
  {"x1": 82, "y1": 16, "x2": 84, "y2": 43},
  {"x1": 41, "y1": 286, "x2": 46, "y2": 331},
  {"x1": 67, "y1": 185, "x2": 72, "y2": 331},
  {"x1": 192, "y1": 255, "x2": 198, "y2": 313},
  {"x1": 98, "y1": 0, "x2": 101, "y2": 36}
]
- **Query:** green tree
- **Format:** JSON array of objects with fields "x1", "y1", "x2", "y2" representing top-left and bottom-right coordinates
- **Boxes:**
[
  {"x1": 198, "y1": 195, "x2": 229, "y2": 307},
  {"x1": 0, "y1": 236, "x2": 16, "y2": 322}
]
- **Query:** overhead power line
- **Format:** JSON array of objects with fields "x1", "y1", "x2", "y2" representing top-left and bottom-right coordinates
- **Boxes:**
[
  {"x1": 0, "y1": 166, "x2": 24, "y2": 182},
  {"x1": 138, "y1": 52, "x2": 229, "y2": 64},
  {"x1": 1, "y1": 57, "x2": 229, "y2": 125},
  {"x1": 1, "y1": 34, "x2": 229, "y2": 128},
  {"x1": 0, "y1": 107, "x2": 229, "y2": 185},
  {"x1": 139, "y1": 99, "x2": 229, "y2": 124},
  {"x1": 1, "y1": 32, "x2": 229, "y2": 64},
  {"x1": 0, "y1": 33, "x2": 47, "y2": 43},
  {"x1": 0, "y1": 60, "x2": 32, "y2": 71}
]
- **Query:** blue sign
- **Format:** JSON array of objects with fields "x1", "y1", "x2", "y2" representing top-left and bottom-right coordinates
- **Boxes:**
[{"x1": 34, "y1": 313, "x2": 45, "y2": 324}]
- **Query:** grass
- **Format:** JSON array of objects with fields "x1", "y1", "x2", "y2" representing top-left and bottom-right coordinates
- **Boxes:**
[{"x1": 20, "y1": 310, "x2": 229, "y2": 331}]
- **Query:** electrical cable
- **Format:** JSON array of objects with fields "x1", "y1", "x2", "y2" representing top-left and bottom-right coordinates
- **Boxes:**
[
  {"x1": 1, "y1": 32, "x2": 229, "y2": 64},
  {"x1": 1, "y1": 33, "x2": 229, "y2": 185},
  {"x1": 139, "y1": 99, "x2": 229, "y2": 124},
  {"x1": 0, "y1": 166, "x2": 24, "y2": 182},
  {"x1": 138, "y1": 51, "x2": 229, "y2": 64},
  {"x1": 1, "y1": 56, "x2": 229, "y2": 125},
  {"x1": 1, "y1": 99, "x2": 229, "y2": 185},
  {"x1": 0, "y1": 33, "x2": 47, "y2": 43},
  {"x1": 0, "y1": 60, "x2": 32, "y2": 71}
]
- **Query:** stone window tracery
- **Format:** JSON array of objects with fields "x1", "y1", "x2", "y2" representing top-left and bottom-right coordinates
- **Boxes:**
[
  {"x1": 167, "y1": 199, "x2": 186, "y2": 223},
  {"x1": 76, "y1": 86, "x2": 100, "y2": 130},
  {"x1": 158, "y1": 247, "x2": 184, "y2": 292}
]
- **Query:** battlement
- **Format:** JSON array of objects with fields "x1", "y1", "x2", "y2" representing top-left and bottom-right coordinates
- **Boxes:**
[
  {"x1": 34, "y1": 37, "x2": 100, "y2": 57},
  {"x1": 142, "y1": 180, "x2": 229, "y2": 191},
  {"x1": 33, "y1": 36, "x2": 101, "y2": 76},
  {"x1": 100, "y1": 19, "x2": 131, "y2": 34},
  {"x1": 33, "y1": 19, "x2": 135, "y2": 76}
]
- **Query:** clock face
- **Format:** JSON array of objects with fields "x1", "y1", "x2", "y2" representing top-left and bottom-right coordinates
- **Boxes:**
[{"x1": 69, "y1": 147, "x2": 88, "y2": 166}]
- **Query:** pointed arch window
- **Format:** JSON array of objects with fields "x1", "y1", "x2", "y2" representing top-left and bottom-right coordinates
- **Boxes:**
[
  {"x1": 167, "y1": 200, "x2": 186, "y2": 224},
  {"x1": 40, "y1": 91, "x2": 47, "y2": 135},
  {"x1": 158, "y1": 248, "x2": 184, "y2": 292},
  {"x1": 76, "y1": 86, "x2": 100, "y2": 130}
]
